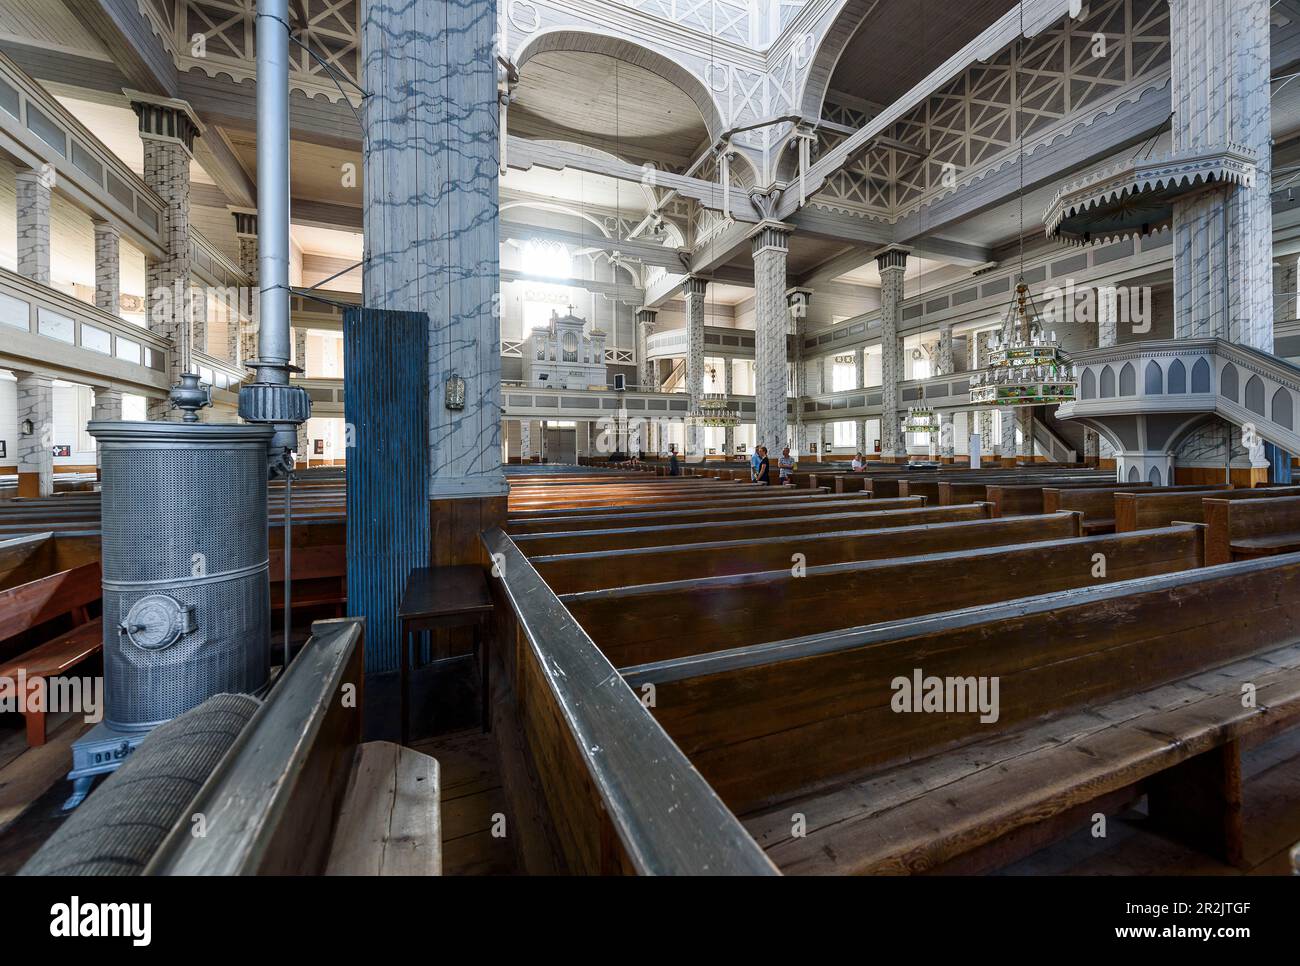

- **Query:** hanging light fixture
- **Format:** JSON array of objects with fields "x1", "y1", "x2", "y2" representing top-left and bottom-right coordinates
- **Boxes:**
[
  {"x1": 691, "y1": 393, "x2": 739, "y2": 428},
  {"x1": 970, "y1": 1, "x2": 1077, "y2": 410},
  {"x1": 970, "y1": 278, "x2": 1078, "y2": 406}
]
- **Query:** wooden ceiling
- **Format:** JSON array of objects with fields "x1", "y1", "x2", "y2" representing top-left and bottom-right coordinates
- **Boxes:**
[
  {"x1": 827, "y1": 0, "x2": 1020, "y2": 106},
  {"x1": 509, "y1": 51, "x2": 710, "y2": 172},
  {"x1": 224, "y1": 128, "x2": 363, "y2": 207}
]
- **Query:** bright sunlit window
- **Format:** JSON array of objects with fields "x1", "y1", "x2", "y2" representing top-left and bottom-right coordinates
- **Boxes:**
[{"x1": 523, "y1": 239, "x2": 571, "y2": 279}]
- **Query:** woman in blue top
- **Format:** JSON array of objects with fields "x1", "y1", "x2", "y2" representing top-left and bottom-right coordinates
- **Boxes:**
[{"x1": 749, "y1": 447, "x2": 762, "y2": 481}]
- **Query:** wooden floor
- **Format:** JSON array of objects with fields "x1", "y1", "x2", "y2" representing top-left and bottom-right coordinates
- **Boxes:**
[
  {"x1": 409, "y1": 728, "x2": 517, "y2": 875},
  {"x1": 0, "y1": 701, "x2": 1287, "y2": 877}
]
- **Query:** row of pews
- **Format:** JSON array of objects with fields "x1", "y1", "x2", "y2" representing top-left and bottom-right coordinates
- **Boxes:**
[
  {"x1": 0, "y1": 472, "x2": 347, "y2": 748},
  {"x1": 486, "y1": 466, "x2": 1300, "y2": 874}
]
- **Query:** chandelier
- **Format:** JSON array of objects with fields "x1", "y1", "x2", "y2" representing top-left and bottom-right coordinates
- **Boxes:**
[
  {"x1": 969, "y1": 278, "x2": 1078, "y2": 407},
  {"x1": 902, "y1": 404, "x2": 938, "y2": 435},
  {"x1": 691, "y1": 393, "x2": 739, "y2": 428}
]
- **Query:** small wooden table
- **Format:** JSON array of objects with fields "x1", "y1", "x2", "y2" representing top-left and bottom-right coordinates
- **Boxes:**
[{"x1": 398, "y1": 566, "x2": 494, "y2": 744}]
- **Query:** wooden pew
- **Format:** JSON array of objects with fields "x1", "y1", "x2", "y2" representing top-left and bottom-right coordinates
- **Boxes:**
[
  {"x1": 563, "y1": 525, "x2": 1205, "y2": 667},
  {"x1": 985, "y1": 480, "x2": 1150, "y2": 518},
  {"x1": 1045, "y1": 484, "x2": 1231, "y2": 534},
  {"x1": 1204, "y1": 495, "x2": 1300, "y2": 564},
  {"x1": 0, "y1": 532, "x2": 104, "y2": 746},
  {"x1": 143, "y1": 618, "x2": 440, "y2": 876},
  {"x1": 511, "y1": 499, "x2": 951, "y2": 555},
  {"x1": 506, "y1": 486, "x2": 832, "y2": 521},
  {"x1": 507, "y1": 495, "x2": 881, "y2": 535},
  {"x1": 1115, "y1": 486, "x2": 1300, "y2": 532},
  {"x1": 532, "y1": 512, "x2": 1083, "y2": 594},
  {"x1": 624, "y1": 554, "x2": 1300, "y2": 870}
]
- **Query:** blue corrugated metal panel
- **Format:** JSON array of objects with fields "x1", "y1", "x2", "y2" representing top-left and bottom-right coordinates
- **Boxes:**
[{"x1": 344, "y1": 307, "x2": 429, "y2": 673}]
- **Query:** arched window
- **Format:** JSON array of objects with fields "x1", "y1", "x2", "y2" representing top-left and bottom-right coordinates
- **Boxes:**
[{"x1": 1148, "y1": 465, "x2": 1162, "y2": 485}]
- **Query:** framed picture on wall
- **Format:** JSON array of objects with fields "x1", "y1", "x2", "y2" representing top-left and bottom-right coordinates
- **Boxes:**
[
  {"x1": 52, "y1": 444, "x2": 71, "y2": 457},
  {"x1": 0, "y1": 440, "x2": 5, "y2": 458},
  {"x1": 313, "y1": 439, "x2": 325, "y2": 455}
]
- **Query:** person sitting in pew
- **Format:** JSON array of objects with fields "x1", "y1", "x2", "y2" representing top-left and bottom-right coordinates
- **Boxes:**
[
  {"x1": 852, "y1": 453, "x2": 865, "y2": 472},
  {"x1": 756, "y1": 447, "x2": 771, "y2": 485}
]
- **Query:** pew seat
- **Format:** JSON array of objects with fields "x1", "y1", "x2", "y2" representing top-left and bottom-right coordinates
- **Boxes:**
[
  {"x1": 0, "y1": 617, "x2": 102, "y2": 746},
  {"x1": 326, "y1": 740, "x2": 442, "y2": 876},
  {"x1": 1204, "y1": 495, "x2": 1300, "y2": 564},
  {"x1": 746, "y1": 640, "x2": 1300, "y2": 874}
]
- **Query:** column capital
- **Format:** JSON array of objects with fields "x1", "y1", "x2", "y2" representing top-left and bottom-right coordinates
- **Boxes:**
[
  {"x1": 125, "y1": 90, "x2": 205, "y2": 155},
  {"x1": 683, "y1": 276, "x2": 709, "y2": 299},
  {"x1": 229, "y1": 206, "x2": 259, "y2": 238},
  {"x1": 873, "y1": 245, "x2": 911, "y2": 273},
  {"x1": 749, "y1": 220, "x2": 793, "y2": 257}
]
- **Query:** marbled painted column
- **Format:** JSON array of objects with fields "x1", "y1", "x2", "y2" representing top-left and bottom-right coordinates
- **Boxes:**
[
  {"x1": 635, "y1": 307, "x2": 657, "y2": 390},
  {"x1": 1000, "y1": 407, "x2": 1017, "y2": 459},
  {"x1": 723, "y1": 357, "x2": 735, "y2": 455},
  {"x1": 1084, "y1": 428, "x2": 1100, "y2": 462},
  {"x1": 1018, "y1": 409, "x2": 1034, "y2": 460},
  {"x1": 1097, "y1": 285, "x2": 1119, "y2": 348},
  {"x1": 978, "y1": 410, "x2": 994, "y2": 460},
  {"x1": 1275, "y1": 256, "x2": 1299, "y2": 323},
  {"x1": 936, "y1": 325, "x2": 953, "y2": 376},
  {"x1": 854, "y1": 347, "x2": 865, "y2": 389},
  {"x1": 939, "y1": 411, "x2": 955, "y2": 459},
  {"x1": 233, "y1": 209, "x2": 258, "y2": 366},
  {"x1": 876, "y1": 248, "x2": 907, "y2": 459},
  {"x1": 15, "y1": 166, "x2": 51, "y2": 285},
  {"x1": 751, "y1": 225, "x2": 792, "y2": 453},
  {"x1": 684, "y1": 276, "x2": 707, "y2": 456},
  {"x1": 16, "y1": 373, "x2": 53, "y2": 498},
  {"x1": 519, "y1": 420, "x2": 531, "y2": 461},
  {"x1": 1169, "y1": 0, "x2": 1273, "y2": 349},
  {"x1": 91, "y1": 388, "x2": 123, "y2": 473},
  {"x1": 130, "y1": 94, "x2": 202, "y2": 420},
  {"x1": 856, "y1": 419, "x2": 866, "y2": 454},
  {"x1": 361, "y1": 0, "x2": 504, "y2": 499},
  {"x1": 92, "y1": 219, "x2": 121, "y2": 316}
]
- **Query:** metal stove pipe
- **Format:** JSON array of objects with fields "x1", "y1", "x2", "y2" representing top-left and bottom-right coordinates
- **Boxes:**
[{"x1": 239, "y1": 0, "x2": 309, "y2": 477}]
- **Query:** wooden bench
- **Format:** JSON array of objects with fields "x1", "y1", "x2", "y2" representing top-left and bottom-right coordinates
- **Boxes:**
[
  {"x1": 145, "y1": 618, "x2": 441, "y2": 875},
  {"x1": 325, "y1": 740, "x2": 442, "y2": 875},
  {"x1": 0, "y1": 533, "x2": 103, "y2": 746},
  {"x1": 531, "y1": 511, "x2": 1083, "y2": 594},
  {"x1": 510, "y1": 499, "x2": 946, "y2": 555},
  {"x1": 624, "y1": 554, "x2": 1300, "y2": 871},
  {"x1": 506, "y1": 494, "x2": 878, "y2": 535},
  {"x1": 1044, "y1": 484, "x2": 1230, "y2": 534},
  {"x1": 563, "y1": 525, "x2": 1205, "y2": 667},
  {"x1": 985, "y1": 480, "x2": 1150, "y2": 517},
  {"x1": 1204, "y1": 495, "x2": 1300, "y2": 564},
  {"x1": 1115, "y1": 486, "x2": 1300, "y2": 532}
]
